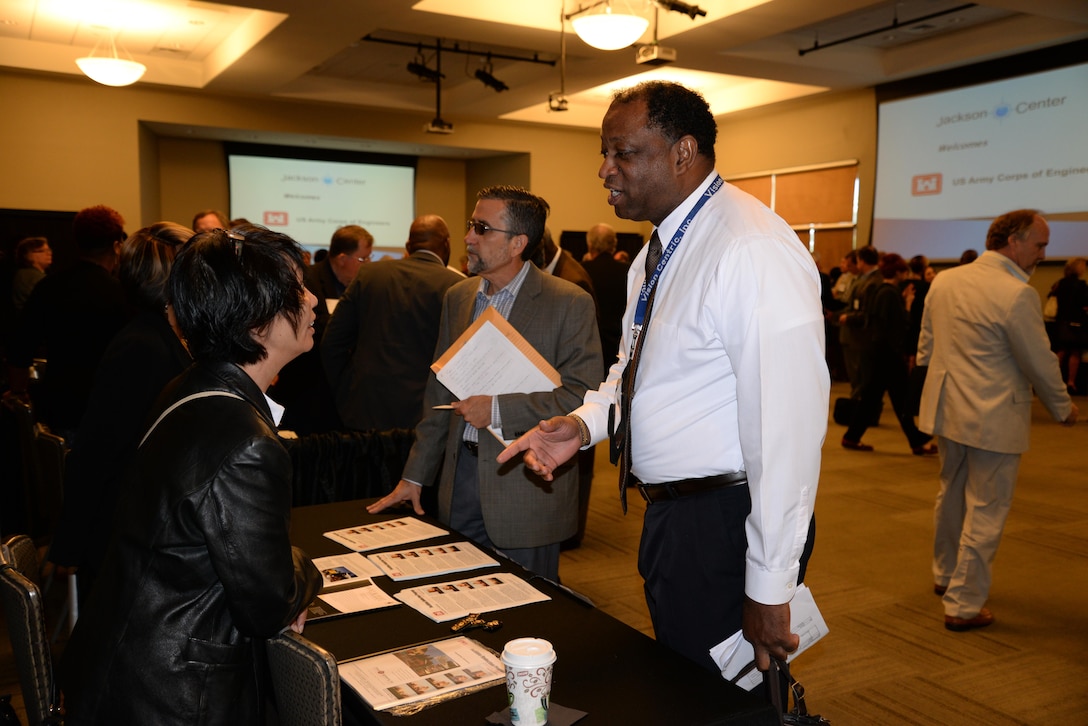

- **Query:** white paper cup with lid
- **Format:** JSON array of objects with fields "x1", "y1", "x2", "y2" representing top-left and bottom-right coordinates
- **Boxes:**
[{"x1": 501, "y1": 638, "x2": 555, "y2": 726}]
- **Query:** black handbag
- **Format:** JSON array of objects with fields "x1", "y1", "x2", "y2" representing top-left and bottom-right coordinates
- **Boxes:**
[{"x1": 763, "y1": 659, "x2": 830, "y2": 726}]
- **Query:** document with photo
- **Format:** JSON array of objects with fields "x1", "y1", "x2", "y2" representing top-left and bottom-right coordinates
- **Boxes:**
[
  {"x1": 339, "y1": 636, "x2": 505, "y2": 712},
  {"x1": 305, "y1": 553, "x2": 399, "y2": 621},
  {"x1": 367, "y1": 541, "x2": 500, "y2": 581},
  {"x1": 314, "y1": 552, "x2": 382, "y2": 589},
  {"x1": 324, "y1": 517, "x2": 447, "y2": 552},
  {"x1": 395, "y1": 573, "x2": 550, "y2": 623}
]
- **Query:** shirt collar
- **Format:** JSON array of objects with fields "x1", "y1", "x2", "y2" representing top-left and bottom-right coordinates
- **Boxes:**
[
  {"x1": 413, "y1": 249, "x2": 444, "y2": 264},
  {"x1": 476, "y1": 259, "x2": 531, "y2": 300},
  {"x1": 982, "y1": 249, "x2": 1030, "y2": 283},
  {"x1": 654, "y1": 169, "x2": 719, "y2": 243},
  {"x1": 264, "y1": 394, "x2": 285, "y2": 426},
  {"x1": 543, "y1": 247, "x2": 561, "y2": 275}
]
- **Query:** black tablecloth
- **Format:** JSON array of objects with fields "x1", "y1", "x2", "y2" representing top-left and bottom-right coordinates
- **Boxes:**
[{"x1": 291, "y1": 500, "x2": 779, "y2": 726}]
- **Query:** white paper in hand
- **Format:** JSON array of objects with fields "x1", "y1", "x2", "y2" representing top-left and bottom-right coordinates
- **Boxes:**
[{"x1": 709, "y1": 583, "x2": 828, "y2": 691}]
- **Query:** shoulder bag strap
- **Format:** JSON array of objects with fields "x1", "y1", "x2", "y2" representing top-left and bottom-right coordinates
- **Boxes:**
[{"x1": 139, "y1": 391, "x2": 244, "y2": 448}]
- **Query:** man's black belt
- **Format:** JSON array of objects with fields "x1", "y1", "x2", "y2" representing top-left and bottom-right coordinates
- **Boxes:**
[
  {"x1": 463, "y1": 440, "x2": 479, "y2": 456},
  {"x1": 635, "y1": 471, "x2": 748, "y2": 504}
]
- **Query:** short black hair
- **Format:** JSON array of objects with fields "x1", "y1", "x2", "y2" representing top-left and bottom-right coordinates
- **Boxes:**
[
  {"x1": 170, "y1": 225, "x2": 306, "y2": 365},
  {"x1": 477, "y1": 185, "x2": 550, "y2": 261},
  {"x1": 613, "y1": 81, "x2": 717, "y2": 164},
  {"x1": 857, "y1": 245, "x2": 880, "y2": 266}
]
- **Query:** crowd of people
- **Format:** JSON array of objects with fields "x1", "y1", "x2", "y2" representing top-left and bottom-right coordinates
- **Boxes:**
[{"x1": 0, "y1": 79, "x2": 1082, "y2": 723}]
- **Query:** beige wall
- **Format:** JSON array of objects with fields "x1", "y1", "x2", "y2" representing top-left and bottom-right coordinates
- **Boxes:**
[
  {"x1": 717, "y1": 88, "x2": 877, "y2": 250},
  {"x1": 0, "y1": 71, "x2": 652, "y2": 252},
  {"x1": 2, "y1": 70, "x2": 886, "y2": 262}
]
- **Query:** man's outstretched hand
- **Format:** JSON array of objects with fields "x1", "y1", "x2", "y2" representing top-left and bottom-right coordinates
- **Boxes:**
[{"x1": 496, "y1": 416, "x2": 582, "y2": 482}]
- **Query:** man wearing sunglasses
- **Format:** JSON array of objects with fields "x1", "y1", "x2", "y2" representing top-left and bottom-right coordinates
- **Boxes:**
[{"x1": 368, "y1": 186, "x2": 602, "y2": 583}]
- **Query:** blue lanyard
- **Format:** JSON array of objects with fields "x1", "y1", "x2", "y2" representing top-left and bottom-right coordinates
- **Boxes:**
[{"x1": 632, "y1": 174, "x2": 724, "y2": 332}]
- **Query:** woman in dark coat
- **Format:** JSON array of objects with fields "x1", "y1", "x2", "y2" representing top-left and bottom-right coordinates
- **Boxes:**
[
  {"x1": 49, "y1": 222, "x2": 194, "y2": 603},
  {"x1": 60, "y1": 226, "x2": 323, "y2": 726}
]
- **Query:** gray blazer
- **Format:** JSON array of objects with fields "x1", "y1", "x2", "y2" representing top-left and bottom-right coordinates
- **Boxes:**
[
  {"x1": 917, "y1": 250, "x2": 1072, "y2": 454},
  {"x1": 402, "y1": 263, "x2": 603, "y2": 549}
]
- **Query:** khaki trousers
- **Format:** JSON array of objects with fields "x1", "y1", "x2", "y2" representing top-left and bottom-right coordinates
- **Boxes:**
[{"x1": 933, "y1": 438, "x2": 1021, "y2": 618}]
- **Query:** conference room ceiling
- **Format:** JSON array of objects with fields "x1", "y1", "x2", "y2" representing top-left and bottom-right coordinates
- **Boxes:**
[{"x1": 2, "y1": 0, "x2": 1086, "y2": 131}]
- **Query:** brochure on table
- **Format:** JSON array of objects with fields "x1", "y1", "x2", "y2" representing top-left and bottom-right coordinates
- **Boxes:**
[
  {"x1": 339, "y1": 636, "x2": 505, "y2": 712},
  {"x1": 395, "y1": 572, "x2": 550, "y2": 623},
  {"x1": 368, "y1": 541, "x2": 500, "y2": 581},
  {"x1": 324, "y1": 517, "x2": 448, "y2": 552}
]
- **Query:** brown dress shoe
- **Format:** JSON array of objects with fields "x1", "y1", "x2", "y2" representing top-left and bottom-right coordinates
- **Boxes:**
[
  {"x1": 841, "y1": 438, "x2": 874, "y2": 452},
  {"x1": 912, "y1": 444, "x2": 939, "y2": 456},
  {"x1": 945, "y1": 607, "x2": 994, "y2": 631}
]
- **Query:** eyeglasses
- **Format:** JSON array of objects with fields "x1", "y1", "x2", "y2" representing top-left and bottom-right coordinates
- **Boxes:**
[
  {"x1": 466, "y1": 220, "x2": 516, "y2": 237},
  {"x1": 225, "y1": 229, "x2": 245, "y2": 259}
]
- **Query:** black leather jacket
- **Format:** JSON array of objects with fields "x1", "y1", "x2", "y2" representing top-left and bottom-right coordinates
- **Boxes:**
[{"x1": 60, "y1": 361, "x2": 322, "y2": 726}]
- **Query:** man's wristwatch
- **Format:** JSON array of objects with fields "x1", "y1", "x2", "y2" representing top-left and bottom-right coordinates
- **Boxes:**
[{"x1": 569, "y1": 414, "x2": 591, "y2": 448}]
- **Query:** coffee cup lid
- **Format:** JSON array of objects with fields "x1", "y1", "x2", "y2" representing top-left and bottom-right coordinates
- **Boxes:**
[{"x1": 501, "y1": 638, "x2": 556, "y2": 667}]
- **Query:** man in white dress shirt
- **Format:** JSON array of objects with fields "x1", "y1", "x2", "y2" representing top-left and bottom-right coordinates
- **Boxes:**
[{"x1": 499, "y1": 81, "x2": 829, "y2": 673}]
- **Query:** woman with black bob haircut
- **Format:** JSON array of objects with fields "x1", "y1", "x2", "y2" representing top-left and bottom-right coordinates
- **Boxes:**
[{"x1": 60, "y1": 225, "x2": 323, "y2": 726}]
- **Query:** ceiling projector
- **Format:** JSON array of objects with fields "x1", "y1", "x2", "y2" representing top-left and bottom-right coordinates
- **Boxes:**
[{"x1": 636, "y1": 44, "x2": 677, "y2": 66}]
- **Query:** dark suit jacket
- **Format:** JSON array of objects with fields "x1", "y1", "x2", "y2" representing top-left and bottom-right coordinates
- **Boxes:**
[
  {"x1": 402, "y1": 263, "x2": 602, "y2": 549},
  {"x1": 321, "y1": 251, "x2": 464, "y2": 431},
  {"x1": 304, "y1": 258, "x2": 345, "y2": 332},
  {"x1": 583, "y1": 252, "x2": 629, "y2": 366},
  {"x1": 10, "y1": 259, "x2": 128, "y2": 432},
  {"x1": 551, "y1": 249, "x2": 594, "y2": 297}
]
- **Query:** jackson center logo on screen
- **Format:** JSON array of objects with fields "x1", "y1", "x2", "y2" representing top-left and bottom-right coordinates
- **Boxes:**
[
  {"x1": 263, "y1": 211, "x2": 289, "y2": 226},
  {"x1": 912, "y1": 174, "x2": 942, "y2": 196}
]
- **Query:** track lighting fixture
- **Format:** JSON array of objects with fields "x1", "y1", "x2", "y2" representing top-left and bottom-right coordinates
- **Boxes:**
[
  {"x1": 475, "y1": 57, "x2": 508, "y2": 92},
  {"x1": 652, "y1": 0, "x2": 706, "y2": 20},
  {"x1": 407, "y1": 58, "x2": 444, "y2": 83}
]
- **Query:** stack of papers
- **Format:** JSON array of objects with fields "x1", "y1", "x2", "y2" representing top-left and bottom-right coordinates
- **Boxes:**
[{"x1": 430, "y1": 307, "x2": 560, "y2": 446}]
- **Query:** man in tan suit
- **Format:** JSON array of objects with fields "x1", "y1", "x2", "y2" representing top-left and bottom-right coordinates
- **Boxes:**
[{"x1": 918, "y1": 209, "x2": 1077, "y2": 631}]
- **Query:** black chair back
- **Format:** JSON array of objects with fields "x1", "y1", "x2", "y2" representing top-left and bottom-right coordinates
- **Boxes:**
[
  {"x1": 266, "y1": 630, "x2": 342, "y2": 726},
  {"x1": 0, "y1": 534, "x2": 62, "y2": 725}
]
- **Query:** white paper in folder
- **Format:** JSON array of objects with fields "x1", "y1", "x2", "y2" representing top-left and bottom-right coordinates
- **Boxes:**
[{"x1": 430, "y1": 307, "x2": 560, "y2": 446}]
